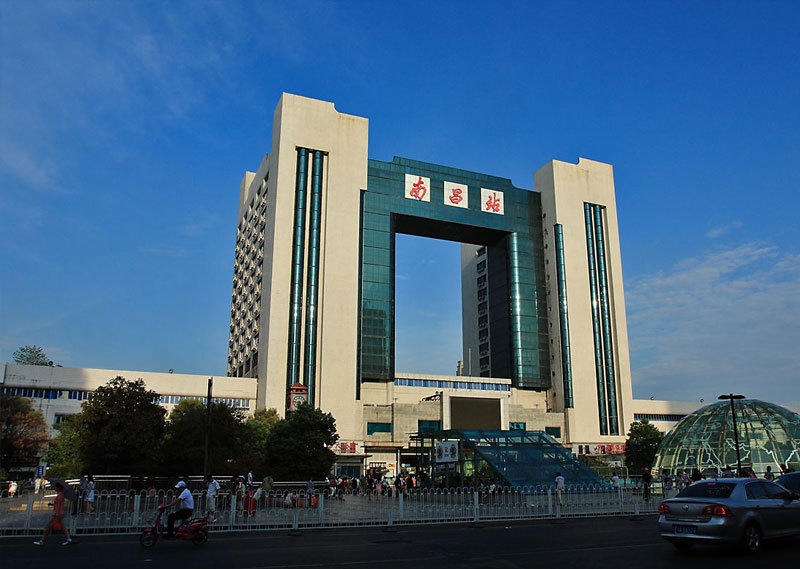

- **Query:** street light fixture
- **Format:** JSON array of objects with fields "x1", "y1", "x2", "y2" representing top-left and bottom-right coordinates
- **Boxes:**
[{"x1": 718, "y1": 393, "x2": 745, "y2": 475}]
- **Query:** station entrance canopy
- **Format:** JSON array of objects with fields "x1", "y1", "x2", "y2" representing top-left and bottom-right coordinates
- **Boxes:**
[{"x1": 412, "y1": 429, "x2": 603, "y2": 487}]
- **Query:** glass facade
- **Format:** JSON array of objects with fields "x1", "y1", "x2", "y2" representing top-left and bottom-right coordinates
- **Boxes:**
[
  {"x1": 592, "y1": 205, "x2": 619, "y2": 434},
  {"x1": 584, "y1": 203, "x2": 619, "y2": 435},
  {"x1": 584, "y1": 204, "x2": 608, "y2": 434},
  {"x1": 394, "y1": 377, "x2": 510, "y2": 391},
  {"x1": 553, "y1": 224, "x2": 573, "y2": 408},
  {"x1": 0, "y1": 386, "x2": 251, "y2": 410},
  {"x1": 286, "y1": 148, "x2": 309, "y2": 392},
  {"x1": 418, "y1": 420, "x2": 441, "y2": 433},
  {"x1": 545, "y1": 426, "x2": 562, "y2": 438},
  {"x1": 361, "y1": 157, "x2": 550, "y2": 390},
  {"x1": 366, "y1": 422, "x2": 392, "y2": 435},
  {"x1": 302, "y1": 150, "x2": 324, "y2": 405},
  {"x1": 410, "y1": 429, "x2": 603, "y2": 487},
  {"x1": 286, "y1": 148, "x2": 325, "y2": 406},
  {"x1": 653, "y1": 400, "x2": 800, "y2": 474},
  {"x1": 635, "y1": 413, "x2": 687, "y2": 422}
]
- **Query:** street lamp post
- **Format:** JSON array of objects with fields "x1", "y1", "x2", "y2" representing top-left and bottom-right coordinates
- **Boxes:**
[
  {"x1": 203, "y1": 377, "x2": 214, "y2": 479},
  {"x1": 718, "y1": 393, "x2": 745, "y2": 475}
]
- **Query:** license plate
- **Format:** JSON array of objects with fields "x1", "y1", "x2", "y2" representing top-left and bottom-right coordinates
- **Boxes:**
[{"x1": 675, "y1": 525, "x2": 697, "y2": 535}]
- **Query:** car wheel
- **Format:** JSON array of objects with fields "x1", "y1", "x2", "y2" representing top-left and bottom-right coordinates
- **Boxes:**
[
  {"x1": 672, "y1": 541, "x2": 692, "y2": 553},
  {"x1": 741, "y1": 523, "x2": 762, "y2": 554}
]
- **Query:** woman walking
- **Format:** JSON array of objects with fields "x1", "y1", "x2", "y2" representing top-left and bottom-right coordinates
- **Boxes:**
[
  {"x1": 33, "y1": 481, "x2": 72, "y2": 546},
  {"x1": 84, "y1": 475, "x2": 95, "y2": 513}
]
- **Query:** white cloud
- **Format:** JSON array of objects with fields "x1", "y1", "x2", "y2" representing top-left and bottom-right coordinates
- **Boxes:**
[
  {"x1": 626, "y1": 243, "x2": 800, "y2": 405},
  {"x1": 181, "y1": 214, "x2": 221, "y2": 239},
  {"x1": 141, "y1": 247, "x2": 189, "y2": 258},
  {"x1": 706, "y1": 220, "x2": 743, "y2": 239},
  {"x1": 0, "y1": 3, "x2": 253, "y2": 191}
]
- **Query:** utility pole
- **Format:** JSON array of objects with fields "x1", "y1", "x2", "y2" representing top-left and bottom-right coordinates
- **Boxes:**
[
  {"x1": 718, "y1": 393, "x2": 745, "y2": 475},
  {"x1": 203, "y1": 377, "x2": 214, "y2": 478}
]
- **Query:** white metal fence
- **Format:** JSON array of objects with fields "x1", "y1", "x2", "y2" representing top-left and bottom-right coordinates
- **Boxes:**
[{"x1": 0, "y1": 484, "x2": 659, "y2": 537}]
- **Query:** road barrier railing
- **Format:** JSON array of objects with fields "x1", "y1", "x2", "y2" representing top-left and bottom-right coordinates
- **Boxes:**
[{"x1": 0, "y1": 484, "x2": 660, "y2": 537}]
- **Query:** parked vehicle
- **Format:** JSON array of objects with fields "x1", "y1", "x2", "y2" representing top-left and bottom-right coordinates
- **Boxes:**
[
  {"x1": 658, "y1": 478, "x2": 800, "y2": 553},
  {"x1": 139, "y1": 505, "x2": 209, "y2": 547},
  {"x1": 775, "y1": 471, "x2": 800, "y2": 493}
]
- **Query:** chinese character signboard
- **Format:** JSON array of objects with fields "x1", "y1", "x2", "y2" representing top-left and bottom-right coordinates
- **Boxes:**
[
  {"x1": 481, "y1": 188, "x2": 504, "y2": 215},
  {"x1": 404, "y1": 174, "x2": 430, "y2": 202},
  {"x1": 435, "y1": 441, "x2": 459, "y2": 463},
  {"x1": 443, "y1": 181, "x2": 468, "y2": 209},
  {"x1": 594, "y1": 443, "x2": 626, "y2": 454},
  {"x1": 332, "y1": 441, "x2": 360, "y2": 454}
]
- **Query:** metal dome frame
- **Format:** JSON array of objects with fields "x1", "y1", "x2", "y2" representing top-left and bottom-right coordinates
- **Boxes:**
[{"x1": 653, "y1": 399, "x2": 800, "y2": 475}]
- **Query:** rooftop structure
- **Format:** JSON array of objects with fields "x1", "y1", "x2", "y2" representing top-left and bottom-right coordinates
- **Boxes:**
[{"x1": 653, "y1": 399, "x2": 800, "y2": 475}]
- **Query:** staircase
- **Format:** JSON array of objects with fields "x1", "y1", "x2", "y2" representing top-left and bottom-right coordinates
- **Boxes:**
[{"x1": 457, "y1": 430, "x2": 605, "y2": 487}]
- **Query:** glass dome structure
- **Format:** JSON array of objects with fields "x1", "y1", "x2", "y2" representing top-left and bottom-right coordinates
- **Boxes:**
[{"x1": 653, "y1": 399, "x2": 800, "y2": 475}]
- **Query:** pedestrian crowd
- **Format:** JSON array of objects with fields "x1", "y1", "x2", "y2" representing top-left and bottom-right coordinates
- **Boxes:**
[{"x1": 11, "y1": 461, "x2": 797, "y2": 547}]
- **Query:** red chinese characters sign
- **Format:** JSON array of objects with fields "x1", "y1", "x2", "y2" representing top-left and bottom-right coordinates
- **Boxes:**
[
  {"x1": 331, "y1": 441, "x2": 359, "y2": 454},
  {"x1": 480, "y1": 188, "x2": 504, "y2": 215},
  {"x1": 595, "y1": 443, "x2": 626, "y2": 454},
  {"x1": 404, "y1": 174, "x2": 430, "y2": 202},
  {"x1": 443, "y1": 181, "x2": 468, "y2": 209}
]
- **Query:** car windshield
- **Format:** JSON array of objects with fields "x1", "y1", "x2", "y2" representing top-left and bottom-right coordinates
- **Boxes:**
[{"x1": 677, "y1": 482, "x2": 736, "y2": 498}]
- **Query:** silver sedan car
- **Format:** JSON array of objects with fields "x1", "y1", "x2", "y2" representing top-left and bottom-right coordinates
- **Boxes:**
[{"x1": 658, "y1": 478, "x2": 800, "y2": 553}]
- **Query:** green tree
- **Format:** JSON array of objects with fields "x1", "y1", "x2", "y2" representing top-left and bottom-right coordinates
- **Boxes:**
[
  {"x1": 43, "y1": 417, "x2": 84, "y2": 478},
  {"x1": 240, "y1": 408, "x2": 280, "y2": 476},
  {"x1": 13, "y1": 345, "x2": 52, "y2": 366},
  {"x1": 262, "y1": 404, "x2": 338, "y2": 480},
  {"x1": 625, "y1": 419, "x2": 665, "y2": 473},
  {"x1": 251, "y1": 407, "x2": 280, "y2": 429},
  {"x1": 77, "y1": 376, "x2": 166, "y2": 474},
  {"x1": 161, "y1": 399, "x2": 247, "y2": 476},
  {"x1": 0, "y1": 395, "x2": 49, "y2": 473}
]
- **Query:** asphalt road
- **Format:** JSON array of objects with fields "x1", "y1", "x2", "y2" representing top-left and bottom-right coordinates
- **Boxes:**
[{"x1": 2, "y1": 515, "x2": 798, "y2": 569}]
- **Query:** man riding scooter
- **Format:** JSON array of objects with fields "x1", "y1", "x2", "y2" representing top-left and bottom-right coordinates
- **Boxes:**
[{"x1": 163, "y1": 481, "x2": 194, "y2": 538}]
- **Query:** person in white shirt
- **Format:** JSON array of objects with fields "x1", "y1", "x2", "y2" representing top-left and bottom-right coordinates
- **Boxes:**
[
  {"x1": 554, "y1": 472, "x2": 565, "y2": 505},
  {"x1": 611, "y1": 473, "x2": 620, "y2": 490},
  {"x1": 164, "y1": 481, "x2": 194, "y2": 537},
  {"x1": 205, "y1": 475, "x2": 220, "y2": 521}
]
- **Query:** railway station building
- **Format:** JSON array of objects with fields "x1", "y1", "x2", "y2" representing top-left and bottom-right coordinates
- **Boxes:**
[{"x1": 226, "y1": 93, "x2": 694, "y2": 475}]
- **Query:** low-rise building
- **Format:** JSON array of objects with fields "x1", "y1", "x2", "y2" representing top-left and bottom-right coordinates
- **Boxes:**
[{"x1": 1, "y1": 362, "x2": 256, "y2": 434}]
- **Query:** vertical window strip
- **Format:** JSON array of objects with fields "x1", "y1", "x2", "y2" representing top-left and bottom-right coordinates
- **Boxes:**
[
  {"x1": 592, "y1": 205, "x2": 619, "y2": 435},
  {"x1": 507, "y1": 232, "x2": 523, "y2": 388},
  {"x1": 356, "y1": 190, "x2": 365, "y2": 399},
  {"x1": 585, "y1": 203, "x2": 609, "y2": 435},
  {"x1": 303, "y1": 150, "x2": 324, "y2": 406},
  {"x1": 286, "y1": 148, "x2": 309, "y2": 400},
  {"x1": 554, "y1": 225, "x2": 573, "y2": 408}
]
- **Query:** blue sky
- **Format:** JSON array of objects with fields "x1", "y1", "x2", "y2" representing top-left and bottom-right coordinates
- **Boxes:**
[{"x1": 1, "y1": 2, "x2": 798, "y2": 405}]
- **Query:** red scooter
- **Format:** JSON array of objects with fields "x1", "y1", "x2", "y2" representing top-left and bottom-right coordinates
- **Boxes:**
[{"x1": 139, "y1": 505, "x2": 209, "y2": 547}]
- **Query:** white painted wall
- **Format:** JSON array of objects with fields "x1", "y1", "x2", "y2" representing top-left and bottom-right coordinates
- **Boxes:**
[
  {"x1": 536, "y1": 158, "x2": 634, "y2": 444},
  {"x1": 1, "y1": 362, "x2": 256, "y2": 433}
]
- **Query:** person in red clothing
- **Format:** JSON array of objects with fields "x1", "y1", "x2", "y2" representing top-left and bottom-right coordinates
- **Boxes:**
[{"x1": 34, "y1": 482, "x2": 72, "y2": 546}]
